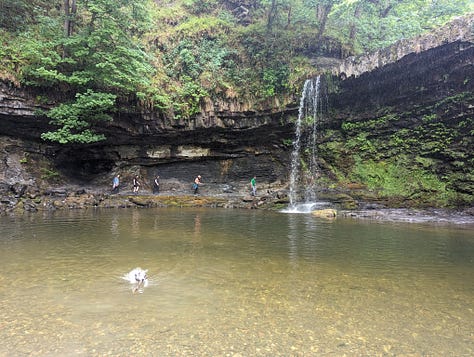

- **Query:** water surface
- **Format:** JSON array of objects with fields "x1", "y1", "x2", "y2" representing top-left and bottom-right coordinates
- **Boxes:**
[{"x1": 1, "y1": 208, "x2": 473, "y2": 356}]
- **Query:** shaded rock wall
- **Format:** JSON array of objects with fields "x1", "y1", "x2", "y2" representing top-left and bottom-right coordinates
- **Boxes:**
[
  {"x1": 0, "y1": 81, "x2": 296, "y2": 196},
  {"x1": 317, "y1": 35, "x2": 474, "y2": 206}
]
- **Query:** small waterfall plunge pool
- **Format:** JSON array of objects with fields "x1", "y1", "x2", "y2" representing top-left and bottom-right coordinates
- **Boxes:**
[{"x1": 1, "y1": 207, "x2": 473, "y2": 355}]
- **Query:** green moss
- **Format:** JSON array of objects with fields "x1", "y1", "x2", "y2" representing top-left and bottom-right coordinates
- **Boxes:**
[
  {"x1": 347, "y1": 155, "x2": 457, "y2": 206},
  {"x1": 434, "y1": 91, "x2": 473, "y2": 109},
  {"x1": 421, "y1": 113, "x2": 437, "y2": 122},
  {"x1": 345, "y1": 133, "x2": 376, "y2": 154},
  {"x1": 341, "y1": 114, "x2": 398, "y2": 132},
  {"x1": 40, "y1": 168, "x2": 60, "y2": 182},
  {"x1": 19, "y1": 152, "x2": 29, "y2": 164}
]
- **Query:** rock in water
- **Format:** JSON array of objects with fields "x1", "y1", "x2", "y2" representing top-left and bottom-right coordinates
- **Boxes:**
[{"x1": 311, "y1": 208, "x2": 337, "y2": 219}]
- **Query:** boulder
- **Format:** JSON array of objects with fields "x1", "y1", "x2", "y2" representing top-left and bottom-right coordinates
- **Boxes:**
[{"x1": 311, "y1": 208, "x2": 337, "y2": 219}]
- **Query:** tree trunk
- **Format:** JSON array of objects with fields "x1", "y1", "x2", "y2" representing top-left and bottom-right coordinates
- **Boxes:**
[
  {"x1": 315, "y1": 4, "x2": 333, "y2": 41},
  {"x1": 349, "y1": 4, "x2": 362, "y2": 41},
  {"x1": 285, "y1": 5, "x2": 291, "y2": 29},
  {"x1": 64, "y1": 0, "x2": 70, "y2": 36},
  {"x1": 63, "y1": 0, "x2": 77, "y2": 37},
  {"x1": 70, "y1": 0, "x2": 77, "y2": 34},
  {"x1": 266, "y1": 0, "x2": 277, "y2": 33}
]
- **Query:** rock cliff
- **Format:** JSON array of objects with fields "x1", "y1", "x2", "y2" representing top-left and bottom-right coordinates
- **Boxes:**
[
  {"x1": 315, "y1": 16, "x2": 473, "y2": 207},
  {"x1": 0, "y1": 80, "x2": 296, "y2": 203},
  {"x1": 0, "y1": 15, "x2": 472, "y2": 212}
]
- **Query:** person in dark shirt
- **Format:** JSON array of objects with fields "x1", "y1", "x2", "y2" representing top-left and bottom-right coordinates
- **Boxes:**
[
  {"x1": 132, "y1": 175, "x2": 140, "y2": 194},
  {"x1": 153, "y1": 175, "x2": 160, "y2": 194}
]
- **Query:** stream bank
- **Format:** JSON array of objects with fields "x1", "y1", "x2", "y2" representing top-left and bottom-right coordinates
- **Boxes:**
[{"x1": 2, "y1": 181, "x2": 474, "y2": 227}]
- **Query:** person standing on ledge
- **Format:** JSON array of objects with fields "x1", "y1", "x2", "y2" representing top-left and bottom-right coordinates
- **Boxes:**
[
  {"x1": 153, "y1": 175, "x2": 160, "y2": 194},
  {"x1": 193, "y1": 175, "x2": 202, "y2": 195},
  {"x1": 112, "y1": 174, "x2": 120, "y2": 194},
  {"x1": 250, "y1": 176, "x2": 257, "y2": 196},
  {"x1": 132, "y1": 175, "x2": 140, "y2": 194}
]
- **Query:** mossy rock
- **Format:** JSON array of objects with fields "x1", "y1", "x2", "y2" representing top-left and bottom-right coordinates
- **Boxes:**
[{"x1": 311, "y1": 208, "x2": 337, "y2": 219}]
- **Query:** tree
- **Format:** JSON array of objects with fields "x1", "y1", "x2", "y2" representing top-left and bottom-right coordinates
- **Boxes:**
[
  {"x1": 327, "y1": 0, "x2": 472, "y2": 53},
  {"x1": 0, "y1": 0, "x2": 58, "y2": 31},
  {"x1": 2, "y1": 0, "x2": 472, "y2": 132},
  {"x1": 18, "y1": 0, "x2": 155, "y2": 143},
  {"x1": 314, "y1": 0, "x2": 337, "y2": 41},
  {"x1": 41, "y1": 90, "x2": 116, "y2": 144}
]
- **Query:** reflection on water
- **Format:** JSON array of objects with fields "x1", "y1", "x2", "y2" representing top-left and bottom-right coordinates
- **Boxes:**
[{"x1": 0, "y1": 208, "x2": 473, "y2": 356}]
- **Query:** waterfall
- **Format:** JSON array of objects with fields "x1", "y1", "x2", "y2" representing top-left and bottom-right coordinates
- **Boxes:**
[{"x1": 288, "y1": 76, "x2": 322, "y2": 210}]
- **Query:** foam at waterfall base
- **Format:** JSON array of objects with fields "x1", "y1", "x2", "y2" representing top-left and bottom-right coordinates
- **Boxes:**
[{"x1": 281, "y1": 201, "x2": 331, "y2": 214}]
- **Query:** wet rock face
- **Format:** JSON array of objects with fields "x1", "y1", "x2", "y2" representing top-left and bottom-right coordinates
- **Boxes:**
[
  {"x1": 320, "y1": 37, "x2": 474, "y2": 204},
  {"x1": 328, "y1": 40, "x2": 474, "y2": 116}
]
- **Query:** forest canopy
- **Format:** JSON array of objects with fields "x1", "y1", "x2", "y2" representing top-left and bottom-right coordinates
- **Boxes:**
[{"x1": 0, "y1": 0, "x2": 472, "y2": 143}]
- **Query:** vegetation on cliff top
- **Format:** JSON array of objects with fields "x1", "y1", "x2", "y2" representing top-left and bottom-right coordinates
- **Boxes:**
[{"x1": 0, "y1": 0, "x2": 472, "y2": 143}]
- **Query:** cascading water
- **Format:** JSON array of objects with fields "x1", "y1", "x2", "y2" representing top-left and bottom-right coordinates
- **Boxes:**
[
  {"x1": 286, "y1": 75, "x2": 325, "y2": 213},
  {"x1": 306, "y1": 75, "x2": 321, "y2": 203}
]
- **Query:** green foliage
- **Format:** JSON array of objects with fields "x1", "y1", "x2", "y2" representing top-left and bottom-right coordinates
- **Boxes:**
[
  {"x1": 328, "y1": 0, "x2": 472, "y2": 53},
  {"x1": 346, "y1": 133, "x2": 376, "y2": 154},
  {"x1": 172, "y1": 77, "x2": 208, "y2": 118},
  {"x1": 182, "y1": 0, "x2": 218, "y2": 15},
  {"x1": 328, "y1": 93, "x2": 472, "y2": 206},
  {"x1": 0, "y1": 0, "x2": 157, "y2": 143},
  {"x1": 287, "y1": 56, "x2": 318, "y2": 93},
  {"x1": 422, "y1": 114, "x2": 437, "y2": 123},
  {"x1": 262, "y1": 66, "x2": 289, "y2": 97},
  {"x1": 173, "y1": 16, "x2": 231, "y2": 39},
  {"x1": 1, "y1": 0, "x2": 472, "y2": 128},
  {"x1": 0, "y1": 0, "x2": 31, "y2": 32},
  {"x1": 40, "y1": 168, "x2": 61, "y2": 181},
  {"x1": 19, "y1": 153, "x2": 29, "y2": 164},
  {"x1": 41, "y1": 90, "x2": 116, "y2": 144},
  {"x1": 158, "y1": 34, "x2": 237, "y2": 117},
  {"x1": 342, "y1": 114, "x2": 398, "y2": 132},
  {"x1": 18, "y1": 2, "x2": 155, "y2": 94},
  {"x1": 389, "y1": 128, "x2": 418, "y2": 153},
  {"x1": 434, "y1": 92, "x2": 473, "y2": 110},
  {"x1": 0, "y1": 0, "x2": 58, "y2": 32}
]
